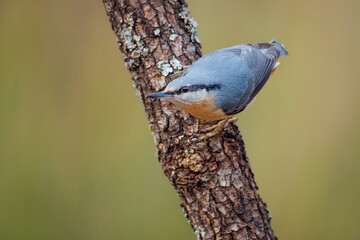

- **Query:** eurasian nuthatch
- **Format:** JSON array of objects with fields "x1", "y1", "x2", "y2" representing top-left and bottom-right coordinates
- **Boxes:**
[{"x1": 148, "y1": 40, "x2": 288, "y2": 122}]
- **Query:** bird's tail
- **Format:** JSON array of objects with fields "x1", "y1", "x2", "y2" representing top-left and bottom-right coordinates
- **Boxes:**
[{"x1": 270, "y1": 39, "x2": 288, "y2": 57}]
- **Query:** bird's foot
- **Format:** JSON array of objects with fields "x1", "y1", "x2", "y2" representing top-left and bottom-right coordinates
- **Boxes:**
[{"x1": 192, "y1": 117, "x2": 237, "y2": 141}]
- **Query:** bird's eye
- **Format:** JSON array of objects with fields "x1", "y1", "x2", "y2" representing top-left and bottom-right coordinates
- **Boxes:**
[{"x1": 180, "y1": 86, "x2": 190, "y2": 93}]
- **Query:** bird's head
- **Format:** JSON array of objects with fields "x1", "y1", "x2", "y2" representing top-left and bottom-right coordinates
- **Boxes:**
[{"x1": 147, "y1": 77, "x2": 221, "y2": 105}]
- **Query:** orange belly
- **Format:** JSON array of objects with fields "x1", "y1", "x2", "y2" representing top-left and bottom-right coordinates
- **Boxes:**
[{"x1": 171, "y1": 96, "x2": 229, "y2": 121}]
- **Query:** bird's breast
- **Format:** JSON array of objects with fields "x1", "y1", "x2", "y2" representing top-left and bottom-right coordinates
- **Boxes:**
[{"x1": 171, "y1": 94, "x2": 229, "y2": 121}]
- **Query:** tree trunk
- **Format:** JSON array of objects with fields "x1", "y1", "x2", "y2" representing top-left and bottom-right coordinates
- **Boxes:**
[{"x1": 102, "y1": 0, "x2": 276, "y2": 239}]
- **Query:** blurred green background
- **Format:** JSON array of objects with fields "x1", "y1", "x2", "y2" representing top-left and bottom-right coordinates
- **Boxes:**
[{"x1": 0, "y1": 0, "x2": 359, "y2": 239}]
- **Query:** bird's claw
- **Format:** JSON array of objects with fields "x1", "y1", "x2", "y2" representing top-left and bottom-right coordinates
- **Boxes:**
[{"x1": 192, "y1": 117, "x2": 237, "y2": 141}]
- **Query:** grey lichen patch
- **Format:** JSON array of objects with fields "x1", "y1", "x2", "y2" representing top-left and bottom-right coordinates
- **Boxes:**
[
  {"x1": 120, "y1": 28, "x2": 137, "y2": 50},
  {"x1": 179, "y1": 7, "x2": 201, "y2": 44},
  {"x1": 194, "y1": 225, "x2": 201, "y2": 240},
  {"x1": 124, "y1": 13, "x2": 134, "y2": 27},
  {"x1": 119, "y1": 13, "x2": 149, "y2": 69},
  {"x1": 126, "y1": 59, "x2": 136, "y2": 69},
  {"x1": 170, "y1": 56, "x2": 183, "y2": 70},
  {"x1": 141, "y1": 48, "x2": 149, "y2": 57},
  {"x1": 156, "y1": 56, "x2": 183, "y2": 77},
  {"x1": 201, "y1": 176, "x2": 209, "y2": 182},
  {"x1": 169, "y1": 33, "x2": 178, "y2": 41},
  {"x1": 157, "y1": 60, "x2": 173, "y2": 77},
  {"x1": 133, "y1": 34, "x2": 141, "y2": 42},
  {"x1": 168, "y1": 27, "x2": 179, "y2": 41},
  {"x1": 154, "y1": 28, "x2": 161, "y2": 36},
  {"x1": 132, "y1": 34, "x2": 149, "y2": 57}
]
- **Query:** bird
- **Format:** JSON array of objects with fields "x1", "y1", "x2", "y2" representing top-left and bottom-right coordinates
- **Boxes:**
[{"x1": 147, "y1": 39, "x2": 288, "y2": 139}]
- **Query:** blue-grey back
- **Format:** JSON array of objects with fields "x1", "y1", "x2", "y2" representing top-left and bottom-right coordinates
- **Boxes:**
[{"x1": 178, "y1": 43, "x2": 280, "y2": 115}]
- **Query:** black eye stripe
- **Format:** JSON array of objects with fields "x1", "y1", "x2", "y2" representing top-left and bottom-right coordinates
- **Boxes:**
[
  {"x1": 182, "y1": 84, "x2": 220, "y2": 94},
  {"x1": 206, "y1": 84, "x2": 221, "y2": 91},
  {"x1": 168, "y1": 84, "x2": 221, "y2": 95}
]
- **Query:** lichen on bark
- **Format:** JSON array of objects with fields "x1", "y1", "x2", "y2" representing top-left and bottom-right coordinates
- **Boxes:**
[{"x1": 102, "y1": 0, "x2": 277, "y2": 239}]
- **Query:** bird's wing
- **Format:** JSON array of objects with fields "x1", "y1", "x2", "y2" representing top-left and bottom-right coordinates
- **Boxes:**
[
  {"x1": 225, "y1": 44, "x2": 280, "y2": 115},
  {"x1": 249, "y1": 46, "x2": 280, "y2": 99}
]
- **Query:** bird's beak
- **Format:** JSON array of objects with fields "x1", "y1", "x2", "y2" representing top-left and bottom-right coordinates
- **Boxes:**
[{"x1": 146, "y1": 91, "x2": 172, "y2": 99}]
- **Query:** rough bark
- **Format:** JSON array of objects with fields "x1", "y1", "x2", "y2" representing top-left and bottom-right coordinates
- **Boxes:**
[{"x1": 102, "y1": 0, "x2": 276, "y2": 239}]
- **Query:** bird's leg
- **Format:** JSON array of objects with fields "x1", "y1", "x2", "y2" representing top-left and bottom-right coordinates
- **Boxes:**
[{"x1": 194, "y1": 117, "x2": 237, "y2": 141}]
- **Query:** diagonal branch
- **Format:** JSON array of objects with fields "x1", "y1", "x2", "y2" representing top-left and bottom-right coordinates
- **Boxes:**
[{"x1": 102, "y1": 0, "x2": 276, "y2": 239}]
